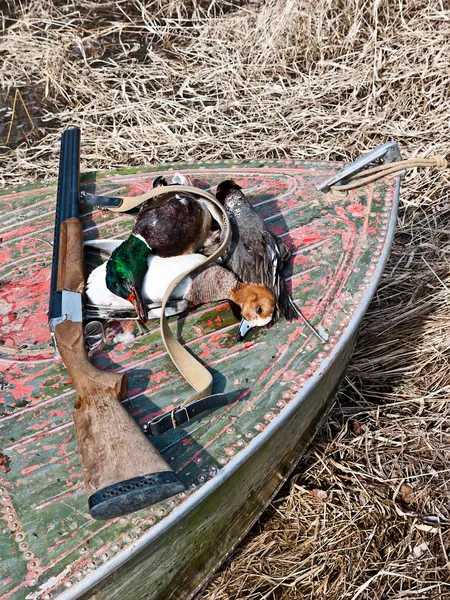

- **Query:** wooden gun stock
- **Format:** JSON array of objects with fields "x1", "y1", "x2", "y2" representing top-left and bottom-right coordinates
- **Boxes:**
[{"x1": 54, "y1": 218, "x2": 185, "y2": 520}]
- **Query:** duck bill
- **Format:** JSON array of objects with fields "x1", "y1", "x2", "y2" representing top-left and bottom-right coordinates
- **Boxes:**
[
  {"x1": 127, "y1": 287, "x2": 148, "y2": 322},
  {"x1": 236, "y1": 318, "x2": 254, "y2": 341}
]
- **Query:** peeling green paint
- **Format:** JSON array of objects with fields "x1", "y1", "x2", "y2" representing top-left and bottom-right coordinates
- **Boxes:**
[{"x1": 0, "y1": 160, "x2": 398, "y2": 599}]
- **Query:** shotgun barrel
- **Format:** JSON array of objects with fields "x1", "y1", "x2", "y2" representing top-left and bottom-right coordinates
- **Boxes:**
[
  {"x1": 49, "y1": 128, "x2": 185, "y2": 519},
  {"x1": 49, "y1": 128, "x2": 82, "y2": 350}
]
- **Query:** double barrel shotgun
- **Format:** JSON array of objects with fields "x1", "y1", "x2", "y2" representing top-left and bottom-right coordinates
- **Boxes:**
[{"x1": 48, "y1": 128, "x2": 185, "y2": 520}]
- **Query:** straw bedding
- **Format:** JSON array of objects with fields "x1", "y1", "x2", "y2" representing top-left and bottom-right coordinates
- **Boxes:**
[{"x1": 1, "y1": 0, "x2": 449, "y2": 598}]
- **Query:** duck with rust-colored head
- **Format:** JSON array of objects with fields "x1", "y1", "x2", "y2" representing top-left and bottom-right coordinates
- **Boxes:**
[{"x1": 216, "y1": 179, "x2": 326, "y2": 341}]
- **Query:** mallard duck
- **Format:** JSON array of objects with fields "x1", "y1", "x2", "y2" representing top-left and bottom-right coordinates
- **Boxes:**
[
  {"x1": 104, "y1": 174, "x2": 221, "y2": 321},
  {"x1": 86, "y1": 246, "x2": 275, "y2": 339},
  {"x1": 216, "y1": 180, "x2": 326, "y2": 342}
]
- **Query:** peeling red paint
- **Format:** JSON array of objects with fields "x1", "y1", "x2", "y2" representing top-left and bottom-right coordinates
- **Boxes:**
[
  {"x1": 49, "y1": 410, "x2": 67, "y2": 418},
  {"x1": 21, "y1": 465, "x2": 40, "y2": 476},
  {"x1": 28, "y1": 421, "x2": 52, "y2": 431},
  {"x1": 347, "y1": 202, "x2": 365, "y2": 217},
  {"x1": 0, "y1": 161, "x2": 397, "y2": 600}
]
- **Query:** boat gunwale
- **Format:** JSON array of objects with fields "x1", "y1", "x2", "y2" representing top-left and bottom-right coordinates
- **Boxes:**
[{"x1": 55, "y1": 172, "x2": 401, "y2": 600}]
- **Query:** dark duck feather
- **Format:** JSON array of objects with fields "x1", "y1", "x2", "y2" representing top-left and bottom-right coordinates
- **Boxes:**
[{"x1": 216, "y1": 180, "x2": 326, "y2": 341}]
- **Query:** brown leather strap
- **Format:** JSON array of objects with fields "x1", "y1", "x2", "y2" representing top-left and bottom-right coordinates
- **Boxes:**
[
  {"x1": 331, "y1": 156, "x2": 448, "y2": 191},
  {"x1": 157, "y1": 187, "x2": 231, "y2": 403}
]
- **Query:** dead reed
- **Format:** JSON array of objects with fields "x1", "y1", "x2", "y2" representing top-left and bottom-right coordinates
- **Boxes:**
[{"x1": 1, "y1": 0, "x2": 449, "y2": 598}]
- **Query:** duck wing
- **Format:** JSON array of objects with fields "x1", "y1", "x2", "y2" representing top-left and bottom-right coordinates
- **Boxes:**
[
  {"x1": 262, "y1": 231, "x2": 298, "y2": 322},
  {"x1": 225, "y1": 235, "x2": 272, "y2": 289}
]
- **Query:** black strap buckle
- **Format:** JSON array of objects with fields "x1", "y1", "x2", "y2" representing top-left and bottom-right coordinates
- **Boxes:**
[
  {"x1": 171, "y1": 406, "x2": 190, "y2": 429},
  {"x1": 80, "y1": 191, "x2": 124, "y2": 209},
  {"x1": 144, "y1": 393, "x2": 229, "y2": 436}
]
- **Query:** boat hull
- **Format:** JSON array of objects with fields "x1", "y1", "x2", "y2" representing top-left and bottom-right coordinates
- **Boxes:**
[
  {"x1": 80, "y1": 334, "x2": 355, "y2": 600},
  {"x1": 0, "y1": 158, "x2": 399, "y2": 600}
]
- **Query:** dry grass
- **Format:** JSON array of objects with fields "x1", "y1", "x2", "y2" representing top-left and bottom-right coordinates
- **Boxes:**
[{"x1": 1, "y1": 0, "x2": 450, "y2": 598}]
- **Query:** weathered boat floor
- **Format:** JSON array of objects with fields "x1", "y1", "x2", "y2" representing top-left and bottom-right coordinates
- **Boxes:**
[{"x1": 0, "y1": 159, "x2": 399, "y2": 599}]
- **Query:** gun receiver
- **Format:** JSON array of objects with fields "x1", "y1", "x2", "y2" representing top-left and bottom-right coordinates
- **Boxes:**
[{"x1": 49, "y1": 128, "x2": 185, "y2": 519}]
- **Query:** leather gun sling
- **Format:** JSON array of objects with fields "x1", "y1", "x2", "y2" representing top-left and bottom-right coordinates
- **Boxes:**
[{"x1": 87, "y1": 184, "x2": 231, "y2": 404}]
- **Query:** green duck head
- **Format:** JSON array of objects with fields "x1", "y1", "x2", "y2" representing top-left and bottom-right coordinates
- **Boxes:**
[{"x1": 106, "y1": 235, "x2": 150, "y2": 322}]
